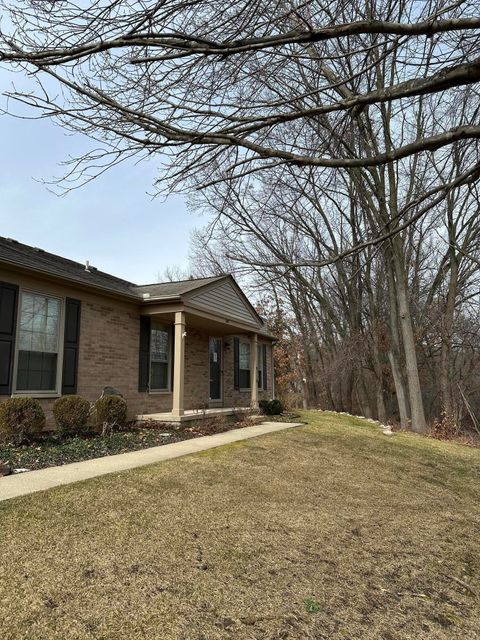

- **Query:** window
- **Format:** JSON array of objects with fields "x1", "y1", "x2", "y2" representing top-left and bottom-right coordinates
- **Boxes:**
[
  {"x1": 15, "y1": 292, "x2": 61, "y2": 393},
  {"x1": 239, "y1": 341, "x2": 250, "y2": 389},
  {"x1": 257, "y1": 345, "x2": 264, "y2": 390},
  {"x1": 238, "y1": 341, "x2": 264, "y2": 390},
  {"x1": 150, "y1": 322, "x2": 170, "y2": 391}
]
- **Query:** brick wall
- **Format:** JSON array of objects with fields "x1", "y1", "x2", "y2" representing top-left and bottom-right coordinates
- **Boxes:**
[
  {"x1": 0, "y1": 266, "x2": 172, "y2": 425},
  {"x1": 184, "y1": 328, "x2": 210, "y2": 410},
  {"x1": 0, "y1": 267, "x2": 273, "y2": 427}
]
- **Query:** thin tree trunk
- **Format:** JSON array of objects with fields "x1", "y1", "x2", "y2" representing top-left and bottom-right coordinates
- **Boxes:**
[
  {"x1": 358, "y1": 374, "x2": 374, "y2": 418},
  {"x1": 371, "y1": 327, "x2": 387, "y2": 422},
  {"x1": 440, "y1": 255, "x2": 458, "y2": 421},
  {"x1": 391, "y1": 245, "x2": 427, "y2": 433},
  {"x1": 386, "y1": 261, "x2": 410, "y2": 428},
  {"x1": 343, "y1": 368, "x2": 354, "y2": 413}
]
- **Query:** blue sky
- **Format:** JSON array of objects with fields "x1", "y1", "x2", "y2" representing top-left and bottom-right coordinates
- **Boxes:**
[{"x1": 0, "y1": 69, "x2": 204, "y2": 285}]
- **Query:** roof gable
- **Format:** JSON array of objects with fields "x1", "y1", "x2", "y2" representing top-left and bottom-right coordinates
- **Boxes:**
[{"x1": 185, "y1": 277, "x2": 262, "y2": 327}]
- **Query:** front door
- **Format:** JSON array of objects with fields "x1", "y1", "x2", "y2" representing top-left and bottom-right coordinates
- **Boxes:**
[{"x1": 209, "y1": 337, "x2": 222, "y2": 403}]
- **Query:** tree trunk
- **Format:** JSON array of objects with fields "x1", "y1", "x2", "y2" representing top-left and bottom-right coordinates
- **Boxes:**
[
  {"x1": 371, "y1": 328, "x2": 387, "y2": 423},
  {"x1": 439, "y1": 254, "x2": 459, "y2": 421},
  {"x1": 388, "y1": 351, "x2": 409, "y2": 426},
  {"x1": 386, "y1": 261, "x2": 410, "y2": 428},
  {"x1": 343, "y1": 368, "x2": 354, "y2": 413},
  {"x1": 358, "y1": 374, "x2": 374, "y2": 418},
  {"x1": 391, "y1": 245, "x2": 427, "y2": 433}
]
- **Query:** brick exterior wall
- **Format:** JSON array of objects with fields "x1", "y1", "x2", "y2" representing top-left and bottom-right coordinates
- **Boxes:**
[
  {"x1": 0, "y1": 267, "x2": 273, "y2": 427},
  {"x1": 184, "y1": 328, "x2": 209, "y2": 410}
]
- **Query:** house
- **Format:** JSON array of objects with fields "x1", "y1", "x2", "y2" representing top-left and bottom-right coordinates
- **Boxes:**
[{"x1": 0, "y1": 237, "x2": 274, "y2": 425}]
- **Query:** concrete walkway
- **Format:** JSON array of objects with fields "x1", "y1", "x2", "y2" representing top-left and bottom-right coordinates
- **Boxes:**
[{"x1": 0, "y1": 421, "x2": 302, "y2": 502}]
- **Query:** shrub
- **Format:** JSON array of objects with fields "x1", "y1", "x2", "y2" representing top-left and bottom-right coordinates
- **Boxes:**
[
  {"x1": 0, "y1": 397, "x2": 45, "y2": 444},
  {"x1": 259, "y1": 399, "x2": 284, "y2": 416},
  {"x1": 94, "y1": 396, "x2": 127, "y2": 434},
  {"x1": 53, "y1": 395, "x2": 91, "y2": 435},
  {"x1": 430, "y1": 411, "x2": 459, "y2": 441}
]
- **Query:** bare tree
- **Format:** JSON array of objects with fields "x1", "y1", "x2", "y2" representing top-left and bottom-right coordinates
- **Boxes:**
[
  {"x1": 1, "y1": 0, "x2": 480, "y2": 432},
  {"x1": 0, "y1": 2, "x2": 479, "y2": 212}
]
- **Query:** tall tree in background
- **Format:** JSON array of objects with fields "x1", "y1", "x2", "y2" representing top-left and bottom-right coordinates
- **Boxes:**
[{"x1": 1, "y1": 0, "x2": 480, "y2": 431}]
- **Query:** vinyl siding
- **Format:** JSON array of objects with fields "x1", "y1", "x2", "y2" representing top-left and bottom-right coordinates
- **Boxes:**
[{"x1": 188, "y1": 280, "x2": 260, "y2": 327}]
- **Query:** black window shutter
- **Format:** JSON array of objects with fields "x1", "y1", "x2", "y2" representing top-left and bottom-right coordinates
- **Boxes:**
[
  {"x1": 138, "y1": 315, "x2": 151, "y2": 392},
  {"x1": 233, "y1": 337, "x2": 240, "y2": 390},
  {"x1": 262, "y1": 344, "x2": 268, "y2": 390},
  {"x1": 62, "y1": 298, "x2": 81, "y2": 394},
  {"x1": 0, "y1": 282, "x2": 19, "y2": 395}
]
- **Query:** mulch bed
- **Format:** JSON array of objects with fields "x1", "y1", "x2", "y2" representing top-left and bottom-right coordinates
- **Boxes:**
[{"x1": 0, "y1": 416, "x2": 262, "y2": 474}]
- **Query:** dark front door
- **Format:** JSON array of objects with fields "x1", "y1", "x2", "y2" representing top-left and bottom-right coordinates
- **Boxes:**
[{"x1": 209, "y1": 337, "x2": 222, "y2": 402}]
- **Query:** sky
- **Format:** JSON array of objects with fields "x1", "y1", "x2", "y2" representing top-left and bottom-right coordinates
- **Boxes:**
[{"x1": 0, "y1": 69, "x2": 204, "y2": 285}]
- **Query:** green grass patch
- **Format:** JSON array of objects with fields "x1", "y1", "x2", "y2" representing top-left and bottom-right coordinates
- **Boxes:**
[{"x1": 304, "y1": 597, "x2": 322, "y2": 614}]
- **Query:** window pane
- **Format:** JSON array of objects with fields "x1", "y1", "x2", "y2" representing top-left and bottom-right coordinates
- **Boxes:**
[
  {"x1": 239, "y1": 342, "x2": 250, "y2": 369},
  {"x1": 17, "y1": 351, "x2": 58, "y2": 391},
  {"x1": 31, "y1": 331, "x2": 46, "y2": 352},
  {"x1": 151, "y1": 361, "x2": 169, "y2": 390},
  {"x1": 18, "y1": 293, "x2": 59, "y2": 355},
  {"x1": 150, "y1": 323, "x2": 170, "y2": 389},
  {"x1": 20, "y1": 311, "x2": 34, "y2": 332},
  {"x1": 239, "y1": 369, "x2": 250, "y2": 389},
  {"x1": 18, "y1": 329, "x2": 33, "y2": 351},
  {"x1": 151, "y1": 325, "x2": 169, "y2": 362},
  {"x1": 16, "y1": 293, "x2": 60, "y2": 392}
]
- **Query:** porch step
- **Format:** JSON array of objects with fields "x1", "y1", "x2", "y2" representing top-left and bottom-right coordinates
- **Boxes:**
[{"x1": 136, "y1": 407, "x2": 251, "y2": 423}]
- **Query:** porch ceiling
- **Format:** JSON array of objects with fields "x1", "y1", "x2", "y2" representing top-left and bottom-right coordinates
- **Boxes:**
[
  {"x1": 184, "y1": 310, "x2": 255, "y2": 335},
  {"x1": 146, "y1": 305, "x2": 264, "y2": 336}
]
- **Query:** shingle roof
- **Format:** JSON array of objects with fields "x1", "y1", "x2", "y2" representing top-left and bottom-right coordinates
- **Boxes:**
[
  {"x1": 0, "y1": 236, "x2": 225, "y2": 300},
  {"x1": 135, "y1": 276, "x2": 225, "y2": 299}
]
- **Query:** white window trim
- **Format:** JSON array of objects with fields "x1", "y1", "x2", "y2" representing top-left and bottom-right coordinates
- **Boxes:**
[
  {"x1": 11, "y1": 288, "x2": 65, "y2": 398},
  {"x1": 149, "y1": 322, "x2": 173, "y2": 393}
]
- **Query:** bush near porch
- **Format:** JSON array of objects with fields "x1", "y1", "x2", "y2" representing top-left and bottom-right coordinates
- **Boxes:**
[
  {"x1": 0, "y1": 397, "x2": 45, "y2": 445},
  {"x1": 0, "y1": 390, "x2": 285, "y2": 473},
  {"x1": 0, "y1": 411, "x2": 263, "y2": 473}
]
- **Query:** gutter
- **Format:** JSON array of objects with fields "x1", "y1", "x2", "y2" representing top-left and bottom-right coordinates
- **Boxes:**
[{"x1": 139, "y1": 294, "x2": 181, "y2": 302}]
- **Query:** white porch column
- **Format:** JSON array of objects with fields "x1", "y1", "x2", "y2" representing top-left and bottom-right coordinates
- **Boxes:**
[
  {"x1": 172, "y1": 311, "x2": 186, "y2": 417},
  {"x1": 250, "y1": 333, "x2": 258, "y2": 409}
]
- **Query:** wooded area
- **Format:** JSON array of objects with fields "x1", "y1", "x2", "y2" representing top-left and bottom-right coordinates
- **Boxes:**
[{"x1": 1, "y1": 0, "x2": 479, "y2": 433}]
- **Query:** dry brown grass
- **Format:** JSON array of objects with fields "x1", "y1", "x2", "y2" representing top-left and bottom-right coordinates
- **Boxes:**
[{"x1": 1, "y1": 411, "x2": 479, "y2": 640}]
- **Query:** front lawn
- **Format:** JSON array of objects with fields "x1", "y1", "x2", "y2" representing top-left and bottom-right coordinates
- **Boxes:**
[{"x1": 1, "y1": 411, "x2": 479, "y2": 639}]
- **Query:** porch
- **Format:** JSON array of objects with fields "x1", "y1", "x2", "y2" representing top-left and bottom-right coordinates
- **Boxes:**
[
  {"x1": 136, "y1": 289, "x2": 274, "y2": 420},
  {"x1": 136, "y1": 406, "x2": 252, "y2": 423}
]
